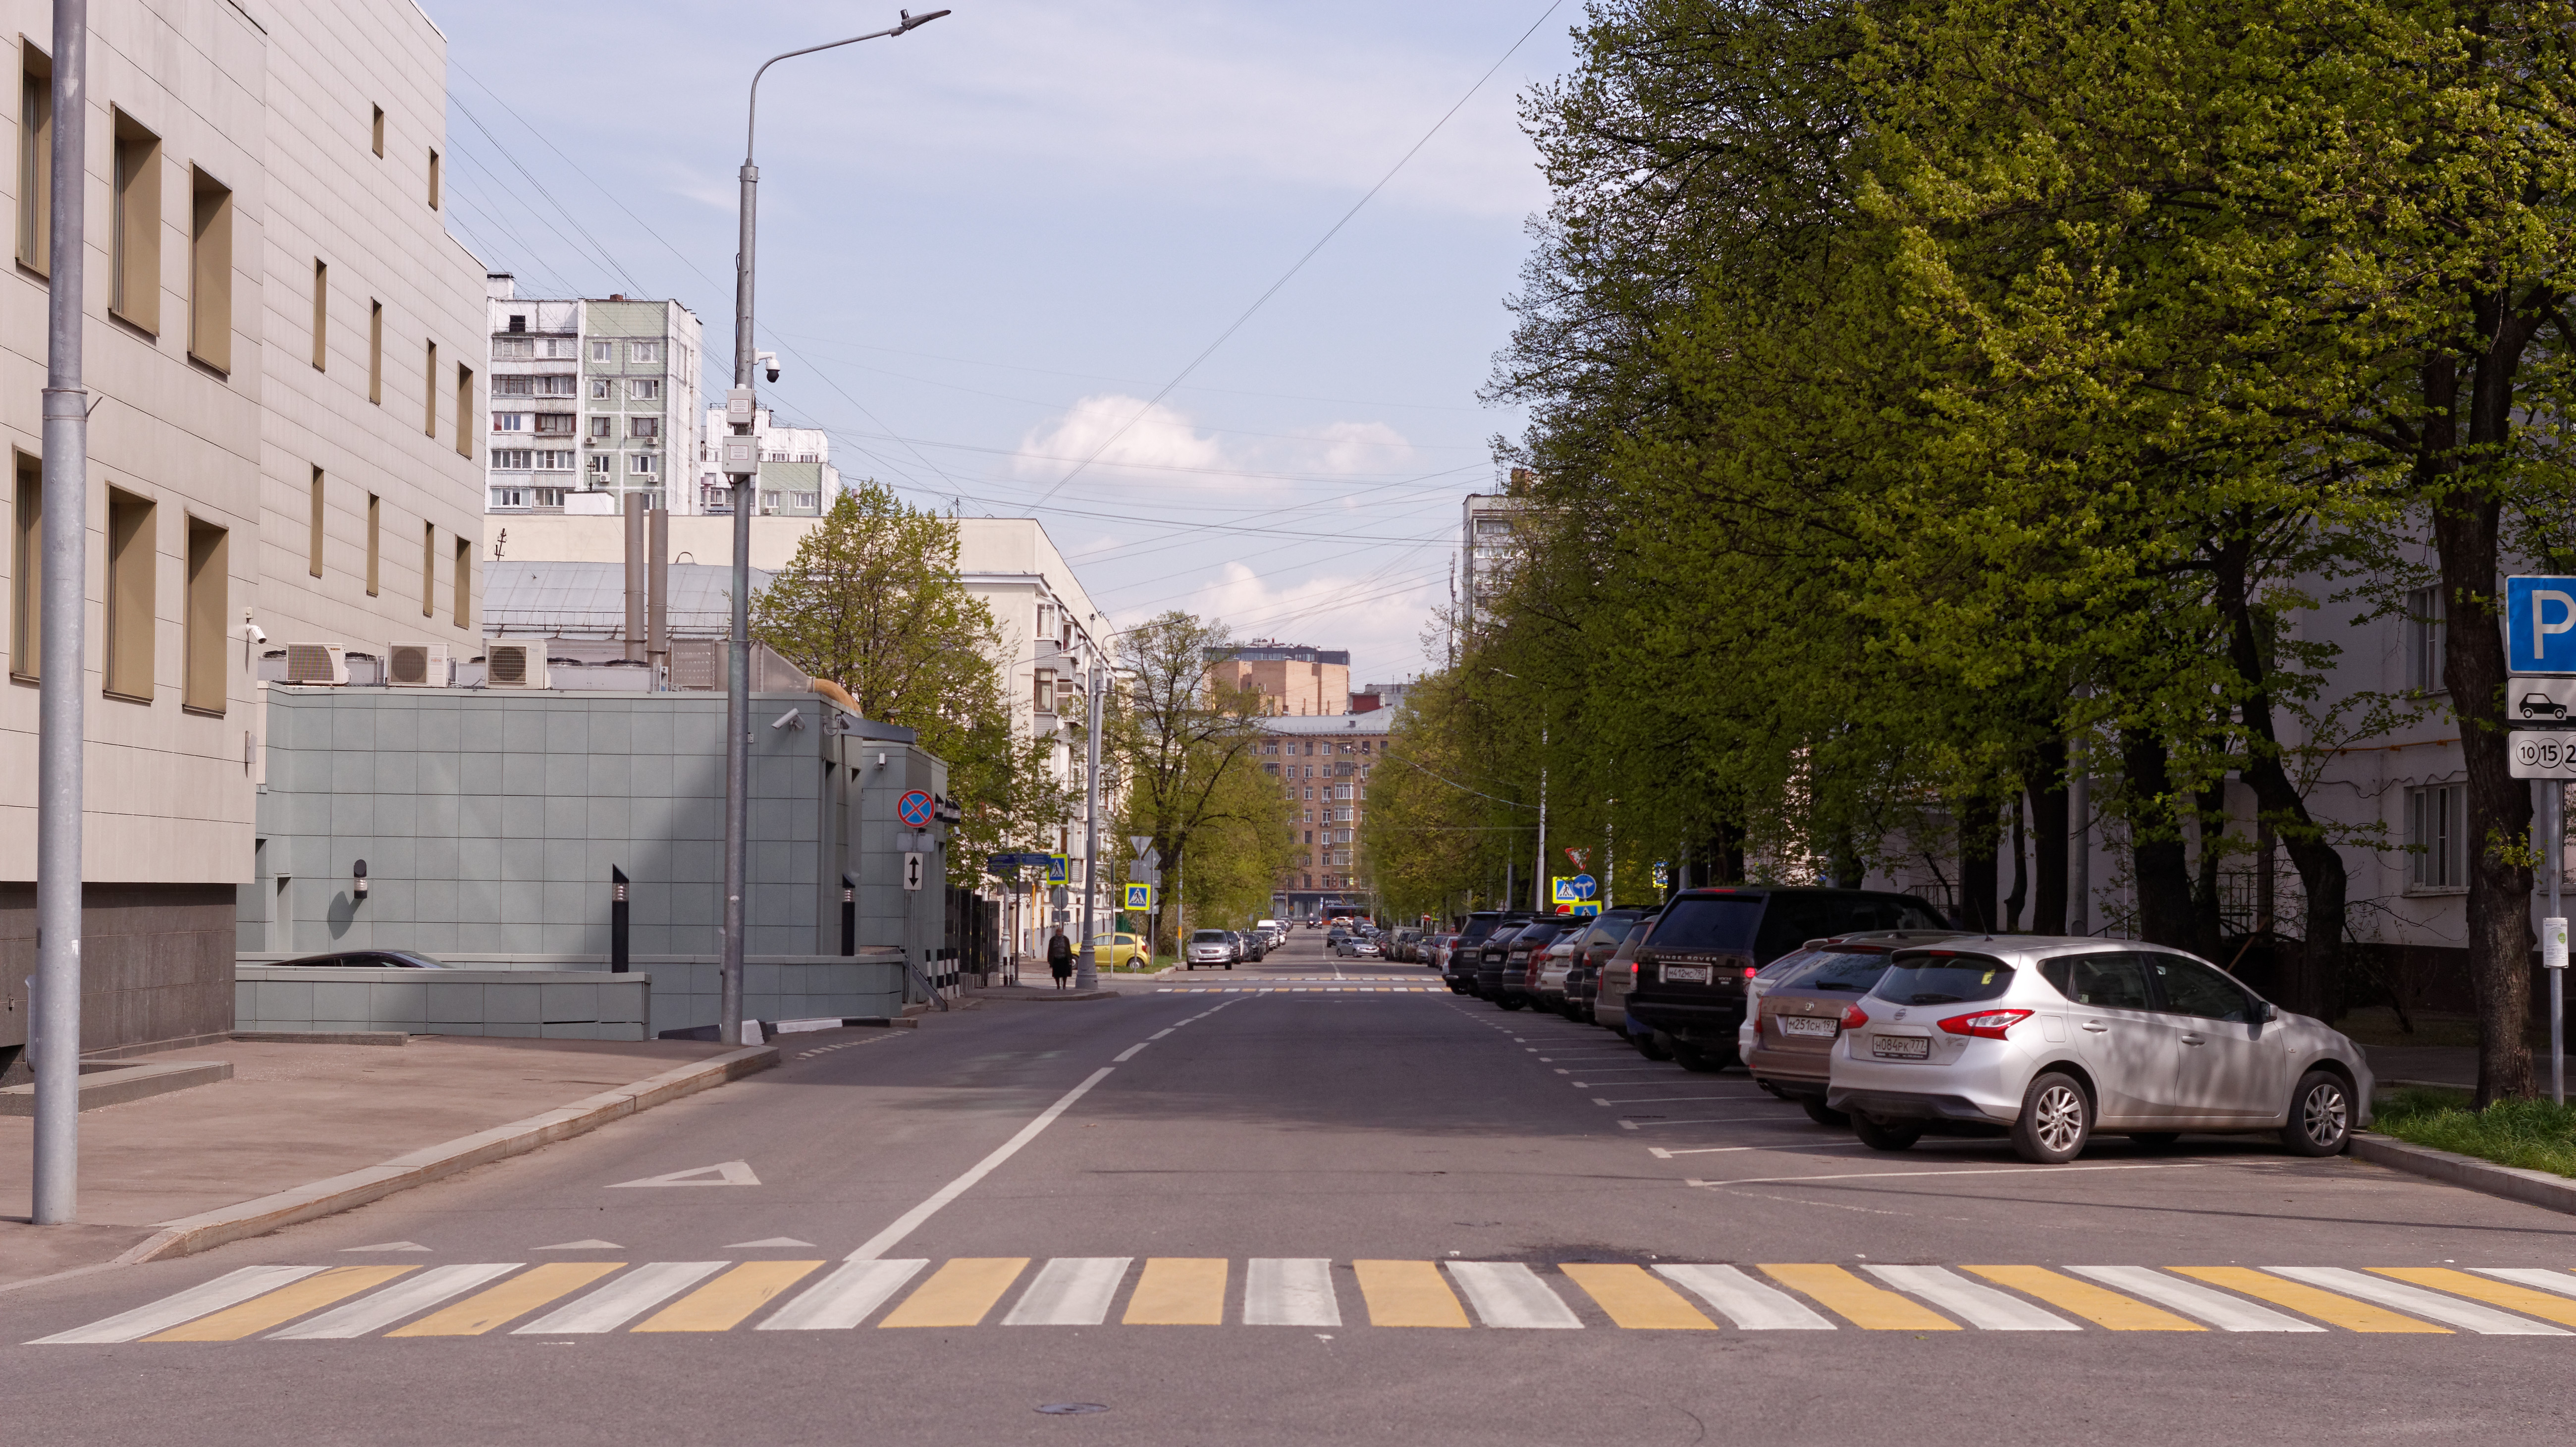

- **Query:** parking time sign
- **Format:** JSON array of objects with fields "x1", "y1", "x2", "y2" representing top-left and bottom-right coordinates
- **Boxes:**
[{"x1": 2506, "y1": 577, "x2": 2576, "y2": 674}]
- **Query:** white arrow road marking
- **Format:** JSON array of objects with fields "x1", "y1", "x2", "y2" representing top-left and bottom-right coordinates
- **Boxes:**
[
  {"x1": 725, "y1": 1237, "x2": 816, "y2": 1249},
  {"x1": 534, "y1": 1239, "x2": 624, "y2": 1250},
  {"x1": 339, "y1": 1241, "x2": 430, "y2": 1252},
  {"x1": 606, "y1": 1160, "x2": 760, "y2": 1188}
]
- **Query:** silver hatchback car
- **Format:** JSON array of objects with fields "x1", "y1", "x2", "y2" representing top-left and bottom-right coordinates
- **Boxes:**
[{"x1": 1826, "y1": 938, "x2": 2372, "y2": 1164}]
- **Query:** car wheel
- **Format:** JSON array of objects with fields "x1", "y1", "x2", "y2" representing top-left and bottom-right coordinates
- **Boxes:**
[
  {"x1": 1635, "y1": 1032, "x2": 1673, "y2": 1061},
  {"x1": 1226, "y1": 962, "x2": 1234, "y2": 971},
  {"x1": 1801, "y1": 1098, "x2": 1850, "y2": 1128},
  {"x1": 2280, "y1": 1069, "x2": 2353, "y2": 1156},
  {"x1": 1852, "y1": 1113, "x2": 1921, "y2": 1151},
  {"x1": 1496, "y1": 994, "x2": 1526, "y2": 1011},
  {"x1": 2011, "y1": 1071, "x2": 2093, "y2": 1164}
]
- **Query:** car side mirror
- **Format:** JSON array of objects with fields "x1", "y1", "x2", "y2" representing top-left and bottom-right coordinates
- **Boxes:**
[{"x1": 2256, "y1": 1001, "x2": 2278, "y2": 1024}]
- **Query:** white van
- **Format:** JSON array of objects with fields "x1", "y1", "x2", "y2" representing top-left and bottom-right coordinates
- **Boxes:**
[{"x1": 1256, "y1": 918, "x2": 1285, "y2": 945}]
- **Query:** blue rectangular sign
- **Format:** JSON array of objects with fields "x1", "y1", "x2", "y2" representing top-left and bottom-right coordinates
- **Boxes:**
[{"x1": 2507, "y1": 576, "x2": 2576, "y2": 675}]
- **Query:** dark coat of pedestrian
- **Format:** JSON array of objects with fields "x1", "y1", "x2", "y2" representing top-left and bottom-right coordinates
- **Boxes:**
[{"x1": 1047, "y1": 930, "x2": 1074, "y2": 988}]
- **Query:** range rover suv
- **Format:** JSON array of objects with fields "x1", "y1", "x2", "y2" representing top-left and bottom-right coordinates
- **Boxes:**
[{"x1": 1623, "y1": 887, "x2": 1946, "y2": 1071}]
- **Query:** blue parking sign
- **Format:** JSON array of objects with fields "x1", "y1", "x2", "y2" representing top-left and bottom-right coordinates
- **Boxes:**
[{"x1": 2507, "y1": 577, "x2": 2576, "y2": 674}]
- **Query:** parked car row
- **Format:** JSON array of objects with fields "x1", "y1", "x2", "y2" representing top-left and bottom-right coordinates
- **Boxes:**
[
  {"x1": 1181, "y1": 926, "x2": 1272, "y2": 970},
  {"x1": 1429, "y1": 887, "x2": 2375, "y2": 1164}
]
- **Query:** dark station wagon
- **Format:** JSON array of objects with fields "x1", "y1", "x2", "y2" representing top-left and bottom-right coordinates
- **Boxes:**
[{"x1": 1620, "y1": 888, "x2": 1947, "y2": 1071}]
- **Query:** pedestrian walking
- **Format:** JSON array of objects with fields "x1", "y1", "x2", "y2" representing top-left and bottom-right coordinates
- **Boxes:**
[{"x1": 1047, "y1": 928, "x2": 1074, "y2": 989}]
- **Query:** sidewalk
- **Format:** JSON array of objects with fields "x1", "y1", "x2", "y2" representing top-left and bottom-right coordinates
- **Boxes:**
[{"x1": 0, "y1": 1035, "x2": 734, "y2": 1288}]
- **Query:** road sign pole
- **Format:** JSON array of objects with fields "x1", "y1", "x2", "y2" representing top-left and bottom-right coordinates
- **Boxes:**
[
  {"x1": 1076, "y1": 650, "x2": 1104, "y2": 989},
  {"x1": 2549, "y1": 781, "x2": 2566, "y2": 1107}
]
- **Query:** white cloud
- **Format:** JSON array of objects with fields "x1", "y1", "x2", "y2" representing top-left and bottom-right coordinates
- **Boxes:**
[{"x1": 1133, "y1": 560, "x2": 1445, "y2": 689}]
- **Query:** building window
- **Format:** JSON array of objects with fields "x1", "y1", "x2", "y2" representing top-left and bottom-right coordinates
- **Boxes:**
[
  {"x1": 588, "y1": 455, "x2": 613, "y2": 479},
  {"x1": 105, "y1": 489, "x2": 155, "y2": 702},
  {"x1": 183, "y1": 518, "x2": 226, "y2": 715},
  {"x1": 495, "y1": 449, "x2": 534, "y2": 470},
  {"x1": 2409, "y1": 783, "x2": 2467, "y2": 890},
  {"x1": 492, "y1": 339, "x2": 535, "y2": 364},
  {"x1": 493, "y1": 413, "x2": 529, "y2": 433},
  {"x1": 111, "y1": 113, "x2": 161, "y2": 332},
  {"x1": 629, "y1": 378, "x2": 660, "y2": 400},
  {"x1": 628, "y1": 416, "x2": 659, "y2": 439},
  {"x1": 421, "y1": 342, "x2": 439, "y2": 436},
  {"x1": 492, "y1": 376, "x2": 535, "y2": 397},
  {"x1": 591, "y1": 341, "x2": 613, "y2": 363},
  {"x1": 371, "y1": 104, "x2": 384, "y2": 158},
  {"x1": 368, "y1": 300, "x2": 383, "y2": 404},
  {"x1": 307, "y1": 468, "x2": 325, "y2": 578},
  {"x1": 1035, "y1": 668, "x2": 1057, "y2": 713},
  {"x1": 590, "y1": 377, "x2": 614, "y2": 399},
  {"x1": 534, "y1": 413, "x2": 574, "y2": 436},
  {"x1": 10, "y1": 452, "x2": 37, "y2": 678},
  {"x1": 1264, "y1": 762, "x2": 1278, "y2": 776},
  {"x1": 630, "y1": 341, "x2": 662, "y2": 363},
  {"x1": 537, "y1": 336, "x2": 576, "y2": 359},
  {"x1": 536, "y1": 450, "x2": 574, "y2": 471},
  {"x1": 453, "y1": 537, "x2": 470, "y2": 628},
  {"x1": 535, "y1": 375, "x2": 578, "y2": 396},
  {"x1": 506, "y1": 313, "x2": 526, "y2": 334},
  {"x1": 365, "y1": 494, "x2": 380, "y2": 597},
  {"x1": 18, "y1": 44, "x2": 50, "y2": 275},
  {"x1": 420, "y1": 523, "x2": 436, "y2": 618},
  {"x1": 427, "y1": 148, "x2": 440, "y2": 210},
  {"x1": 629, "y1": 454, "x2": 658, "y2": 476},
  {"x1": 188, "y1": 168, "x2": 233, "y2": 373},
  {"x1": 456, "y1": 365, "x2": 475, "y2": 455},
  {"x1": 2408, "y1": 585, "x2": 2446, "y2": 694},
  {"x1": 308, "y1": 259, "x2": 326, "y2": 369},
  {"x1": 589, "y1": 416, "x2": 615, "y2": 440}
]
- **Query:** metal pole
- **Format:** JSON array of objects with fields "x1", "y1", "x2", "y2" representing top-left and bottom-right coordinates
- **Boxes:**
[
  {"x1": 2550, "y1": 783, "x2": 2565, "y2": 1106},
  {"x1": 33, "y1": 0, "x2": 89, "y2": 1227},
  {"x1": 1076, "y1": 649, "x2": 1104, "y2": 988},
  {"x1": 1533, "y1": 724, "x2": 1547, "y2": 912}
]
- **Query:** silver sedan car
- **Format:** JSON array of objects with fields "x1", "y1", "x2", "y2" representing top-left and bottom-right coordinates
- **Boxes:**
[{"x1": 1826, "y1": 938, "x2": 2372, "y2": 1164}]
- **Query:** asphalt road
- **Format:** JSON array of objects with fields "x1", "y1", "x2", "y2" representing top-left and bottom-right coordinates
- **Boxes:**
[{"x1": 6, "y1": 929, "x2": 2576, "y2": 1446}]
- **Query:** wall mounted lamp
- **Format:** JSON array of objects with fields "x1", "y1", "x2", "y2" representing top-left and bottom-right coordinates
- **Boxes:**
[{"x1": 352, "y1": 859, "x2": 369, "y2": 901}]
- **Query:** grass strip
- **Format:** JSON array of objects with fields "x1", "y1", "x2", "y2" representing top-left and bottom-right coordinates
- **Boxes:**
[{"x1": 2374, "y1": 1086, "x2": 2576, "y2": 1179}]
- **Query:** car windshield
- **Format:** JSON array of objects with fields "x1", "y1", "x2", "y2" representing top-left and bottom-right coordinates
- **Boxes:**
[
  {"x1": 1512, "y1": 921, "x2": 1567, "y2": 947},
  {"x1": 1649, "y1": 897, "x2": 1765, "y2": 951},
  {"x1": 1796, "y1": 949, "x2": 1899, "y2": 993},
  {"x1": 1191, "y1": 930, "x2": 1229, "y2": 943},
  {"x1": 1869, "y1": 954, "x2": 2014, "y2": 1005},
  {"x1": 1756, "y1": 947, "x2": 1825, "y2": 982}
]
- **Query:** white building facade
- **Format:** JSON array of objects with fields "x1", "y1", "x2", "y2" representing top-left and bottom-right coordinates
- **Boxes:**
[
  {"x1": 481, "y1": 277, "x2": 702, "y2": 515},
  {"x1": 693, "y1": 403, "x2": 837, "y2": 517}
]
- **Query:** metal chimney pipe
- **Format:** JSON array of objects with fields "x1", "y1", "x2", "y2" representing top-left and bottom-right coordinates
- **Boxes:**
[
  {"x1": 622, "y1": 495, "x2": 646, "y2": 663},
  {"x1": 647, "y1": 507, "x2": 669, "y2": 683}
]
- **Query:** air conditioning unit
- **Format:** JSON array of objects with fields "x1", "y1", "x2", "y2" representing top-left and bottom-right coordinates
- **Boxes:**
[
  {"x1": 385, "y1": 642, "x2": 453, "y2": 687},
  {"x1": 483, "y1": 641, "x2": 549, "y2": 689},
  {"x1": 282, "y1": 642, "x2": 348, "y2": 686}
]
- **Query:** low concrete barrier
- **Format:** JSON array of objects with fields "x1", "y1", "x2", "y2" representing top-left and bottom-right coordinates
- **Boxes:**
[{"x1": 233, "y1": 951, "x2": 907, "y2": 1039}]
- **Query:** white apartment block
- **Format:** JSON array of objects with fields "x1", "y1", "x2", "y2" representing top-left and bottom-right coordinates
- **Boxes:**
[
  {"x1": 482, "y1": 277, "x2": 702, "y2": 515},
  {"x1": 695, "y1": 403, "x2": 837, "y2": 517},
  {"x1": 0, "y1": 0, "x2": 489, "y2": 1056}
]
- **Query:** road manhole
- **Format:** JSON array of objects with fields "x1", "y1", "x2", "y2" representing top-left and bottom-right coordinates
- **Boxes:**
[{"x1": 1037, "y1": 1403, "x2": 1109, "y2": 1416}]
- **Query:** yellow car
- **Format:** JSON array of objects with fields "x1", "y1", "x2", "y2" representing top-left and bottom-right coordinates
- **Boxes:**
[{"x1": 1088, "y1": 932, "x2": 1147, "y2": 970}]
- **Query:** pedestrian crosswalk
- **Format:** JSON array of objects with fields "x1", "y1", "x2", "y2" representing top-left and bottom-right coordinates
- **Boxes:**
[{"x1": 33, "y1": 1258, "x2": 2576, "y2": 1343}]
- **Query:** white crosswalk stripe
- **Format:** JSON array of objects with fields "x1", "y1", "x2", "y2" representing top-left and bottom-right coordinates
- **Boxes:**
[
  {"x1": 1005, "y1": 1257, "x2": 1131, "y2": 1326},
  {"x1": 1244, "y1": 1259, "x2": 1340, "y2": 1326},
  {"x1": 512, "y1": 1262, "x2": 727, "y2": 1335},
  {"x1": 2065, "y1": 1266, "x2": 2323, "y2": 1332},
  {"x1": 1652, "y1": 1264, "x2": 1835, "y2": 1330},
  {"x1": 1443, "y1": 1262, "x2": 1582, "y2": 1329},
  {"x1": 2267, "y1": 1268, "x2": 2573, "y2": 1335},
  {"x1": 30, "y1": 1265, "x2": 323, "y2": 1345},
  {"x1": 1865, "y1": 1266, "x2": 2078, "y2": 1331},
  {"x1": 757, "y1": 1259, "x2": 929, "y2": 1331},
  {"x1": 268, "y1": 1264, "x2": 523, "y2": 1340},
  {"x1": 2474, "y1": 1268, "x2": 2576, "y2": 1300}
]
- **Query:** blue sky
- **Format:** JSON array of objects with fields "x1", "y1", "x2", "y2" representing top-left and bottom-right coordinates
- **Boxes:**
[{"x1": 429, "y1": 0, "x2": 1580, "y2": 685}]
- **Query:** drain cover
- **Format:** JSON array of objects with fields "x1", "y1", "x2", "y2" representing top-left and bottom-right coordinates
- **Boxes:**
[{"x1": 1037, "y1": 1403, "x2": 1108, "y2": 1416}]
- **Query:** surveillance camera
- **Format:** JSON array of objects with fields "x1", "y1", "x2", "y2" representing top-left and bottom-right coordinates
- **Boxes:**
[
  {"x1": 246, "y1": 624, "x2": 268, "y2": 644},
  {"x1": 770, "y1": 707, "x2": 804, "y2": 732},
  {"x1": 759, "y1": 350, "x2": 780, "y2": 384}
]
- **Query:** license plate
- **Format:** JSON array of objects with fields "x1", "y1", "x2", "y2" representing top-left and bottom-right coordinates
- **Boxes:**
[
  {"x1": 1871, "y1": 1034, "x2": 1930, "y2": 1059},
  {"x1": 1661, "y1": 965, "x2": 1712, "y2": 984},
  {"x1": 1779, "y1": 1015, "x2": 1837, "y2": 1038}
]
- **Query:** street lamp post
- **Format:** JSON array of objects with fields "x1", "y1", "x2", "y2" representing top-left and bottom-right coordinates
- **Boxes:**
[
  {"x1": 1076, "y1": 646, "x2": 1105, "y2": 989},
  {"x1": 720, "y1": 9, "x2": 947, "y2": 1046}
]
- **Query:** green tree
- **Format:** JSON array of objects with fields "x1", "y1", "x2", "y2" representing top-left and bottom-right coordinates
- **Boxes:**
[{"x1": 751, "y1": 481, "x2": 1073, "y2": 883}]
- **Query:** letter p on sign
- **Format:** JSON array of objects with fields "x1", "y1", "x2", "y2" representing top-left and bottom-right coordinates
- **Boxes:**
[{"x1": 2508, "y1": 578, "x2": 2576, "y2": 674}]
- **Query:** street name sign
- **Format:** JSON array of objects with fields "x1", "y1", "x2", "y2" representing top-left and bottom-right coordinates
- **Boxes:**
[{"x1": 2511, "y1": 731, "x2": 2576, "y2": 780}]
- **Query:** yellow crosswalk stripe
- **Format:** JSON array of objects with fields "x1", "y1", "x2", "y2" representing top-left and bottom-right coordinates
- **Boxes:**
[
  {"x1": 142, "y1": 1267, "x2": 417, "y2": 1342},
  {"x1": 878, "y1": 1258, "x2": 1028, "y2": 1328},
  {"x1": 2173, "y1": 1268, "x2": 2448, "y2": 1334},
  {"x1": 1353, "y1": 1260, "x2": 1471, "y2": 1327},
  {"x1": 2368, "y1": 1269, "x2": 2576, "y2": 1328},
  {"x1": 1558, "y1": 1264, "x2": 1717, "y2": 1330},
  {"x1": 1963, "y1": 1266, "x2": 2201, "y2": 1331},
  {"x1": 632, "y1": 1262, "x2": 823, "y2": 1333},
  {"x1": 388, "y1": 1262, "x2": 626, "y2": 1337},
  {"x1": 1760, "y1": 1265, "x2": 1958, "y2": 1330},
  {"x1": 1124, "y1": 1258, "x2": 1228, "y2": 1325}
]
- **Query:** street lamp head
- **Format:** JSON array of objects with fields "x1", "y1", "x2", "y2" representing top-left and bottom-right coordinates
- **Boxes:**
[{"x1": 898, "y1": 8, "x2": 952, "y2": 31}]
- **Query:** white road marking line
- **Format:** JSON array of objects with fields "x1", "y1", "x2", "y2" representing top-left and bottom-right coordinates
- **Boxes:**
[
  {"x1": 1151, "y1": 1028, "x2": 1177, "y2": 1039},
  {"x1": 1114, "y1": 1044, "x2": 1149, "y2": 1061},
  {"x1": 2065, "y1": 1266, "x2": 2322, "y2": 1332},
  {"x1": 512, "y1": 1262, "x2": 727, "y2": 1334},
  {"x1": 1594, "y1": 1094, "x2": 1771, "y2": 1104},
  {"x1": 1244, "y1": 1259, "x2": 1341, "y2": 1326},
  {"x1": 1865, "y1": 1265, "x2": 2075, "y2": 1330},
  {"x1": 1653, "y1": 1264, "x2": 1835, "y2": 1330},
  {"x1": 32, "y1": 1265, "x2": 322, "y2": 1345},
  {"x1": 1443, "y1": 1262, "x2": 1582, "y2": 1329},
  {"x1": 2473, "y1": 1267, "x2": 2576, "y2": 1299},
  {"x1": 845, "y1": 1067, "x2": 1117, "y2": 1262},
  {"x1": 268, "y1": 1264, "x2": 523, "y2": 1339},
  {"x1": 1650, "y1": 1143, "x2": 1873, "y2": 1158},
  {"x1": 1622, "y1": 1116, "x2": 1801, "y2": 1128},
  {"x1": 1702, "y1": 1163, "x2": 2210, "y2": 1186},
  {"x1": 759, "y1": 1259, "x2": 931, "y2": 1330},
  {"x1": 2267, "y1": 1267, "x2": 2569, "y2": 1334},
  {"x1": 1005, "y1": 1257, "x2": 1133, "y2": 1326}
]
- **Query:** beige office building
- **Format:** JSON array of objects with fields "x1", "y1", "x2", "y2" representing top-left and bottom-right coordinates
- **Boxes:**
[{"x1": 0, "y1": 0, "x2": 488, "y2": 1059}]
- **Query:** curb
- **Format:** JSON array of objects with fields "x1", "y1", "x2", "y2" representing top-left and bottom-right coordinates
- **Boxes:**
[
  {"x1": 0, "y1": 1060, "x2": 232, "y2": 1116},
  {"x1": 109, "y1": 1043, "x2": 781, "y2": 1265},
  {"x1": 2350, "y1": 1131, "x2": 2576, "y2": 1217}
]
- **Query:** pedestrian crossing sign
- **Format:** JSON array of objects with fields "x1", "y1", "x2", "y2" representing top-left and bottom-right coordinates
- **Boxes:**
[
  {"x1": 1124, "y1": 883, "x2": 1152, "y2": 910},
  {"x1": 1048, "y1": 855, "x2": 1071, "y2": 884}
]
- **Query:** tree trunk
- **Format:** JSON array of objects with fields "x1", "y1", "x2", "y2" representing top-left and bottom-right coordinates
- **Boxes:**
[
  {"x1": 1708, "y1": 823, "x2": 1745, "y2": 886},
  {"x1": 2190, "y1": 781, "x2": 2229, "y2": 964},
  {"x1": 2003, "y1": 799, "x2": 2029, "y2": 932},
  {"x1": 2123, "y1": 730, "x2": 2196, "y2": 949},
  {"x1": 2030, "y1": 735, "x2": 2069, "y2": 934},
  {"x1": 1954, "y1": 793, "x2": 1999, "y2": 933}
]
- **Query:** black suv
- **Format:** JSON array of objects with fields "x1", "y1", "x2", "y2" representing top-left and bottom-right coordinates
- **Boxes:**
[
  {"x1": 1443, "y1": 911, "x2": 1527, "y2": 995},
  {"x1": 1482, "y1": 916, "x2": 1575, "y2": 1010},
  {"x1": 1623, "y1": 887, "x2": 1946, "y2": 1072}
]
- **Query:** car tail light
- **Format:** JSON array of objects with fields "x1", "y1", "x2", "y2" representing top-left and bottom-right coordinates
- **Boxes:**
[
  {"x1": 1840, "y1": 1003, "x2": 1869, "y2": 1030},
  {"x1": 1741, "y1": 966, "x2": 1757, "y2": 979},
  {"x1": 1938, "y1": 1008, "x2": 2033, "y2": 1040}
]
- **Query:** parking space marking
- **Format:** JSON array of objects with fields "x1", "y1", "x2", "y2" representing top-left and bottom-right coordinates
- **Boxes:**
[
  {"x1": 1124, "y1": 1258, "x2": 1229, "y2": 1325},
  {"x1": 1864, "y1": 1266, "x2": 2077, "y2": 1331},
  {"x1": 1559, "y1": 1264, "x2": 1717, "y2": 1330},
  {"x1": 2172, "y1": 1268, "x2": 2448, "y2": 1333},
  {"x1": 879, "y1": 1258, "x2": 1031, "y2": 1328},
  {"x1": 1707, "y1": 1162, "x2": 2208, "y2": 1187},
  {"x1": 388, "y1": 1262, "x2": 627, "y2": 1337},
  {"x1": 2269, "y1": 1268, "x2": 2569, "y2": 1335},
  {"x1": 1354, "y1": 1260, "x2": 1472, "y2": 1327},
  {"x1": 1444, "y1": 1262, "x2": 1583, "y2": 1329},
  {"x1": 1760, "y1": 1265, "x2": 1959, "y2": 1330},
  {"x1": 145, "y1": 1267, "x2": 415, "y2": 1342},
  {"x1": 1963, "y1": 1266, "x2": 2202, "y2": 1331},
  {"x1": 2065, "y1": 1267, "x2": 2322, "y2": 1332},
  {"x1": 2371, "y1": 1269, "x2": 2576, "y2": 1328}
]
